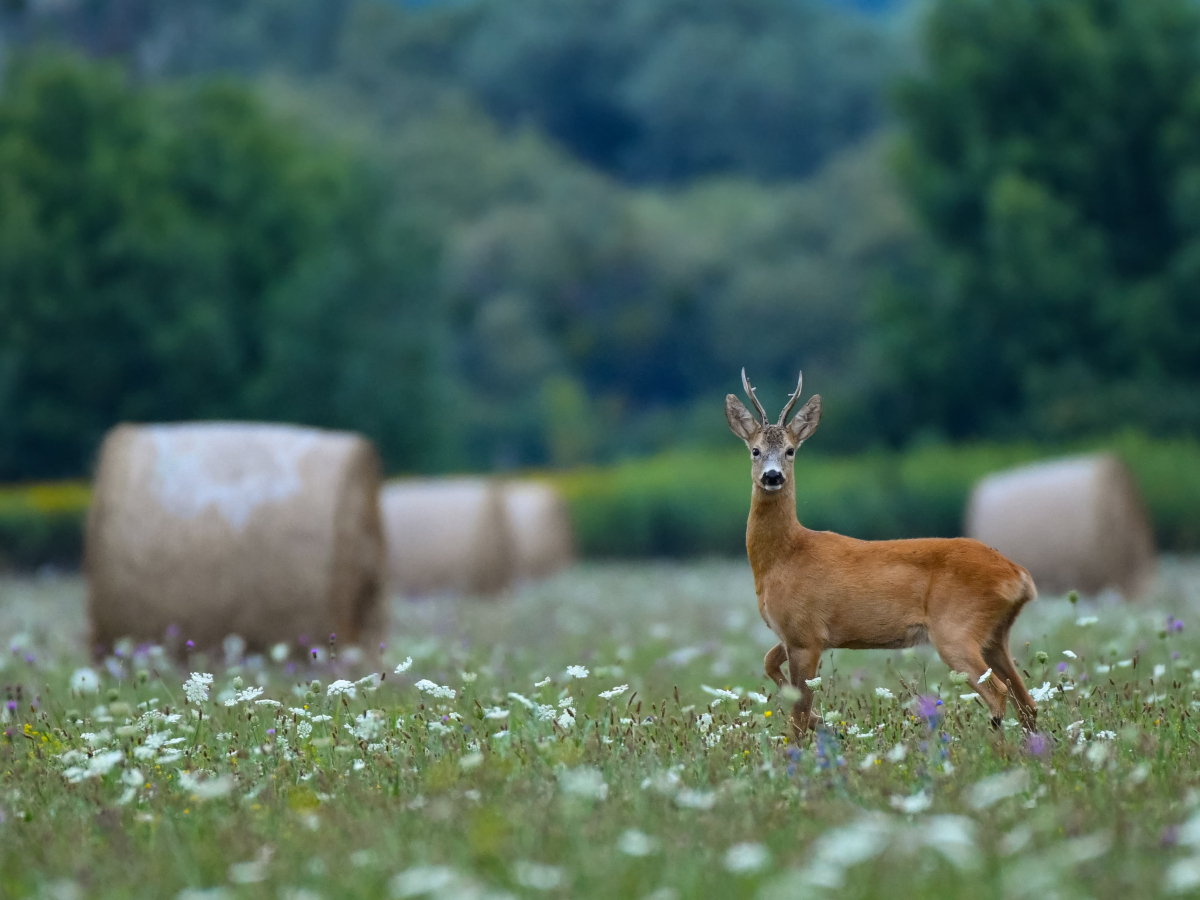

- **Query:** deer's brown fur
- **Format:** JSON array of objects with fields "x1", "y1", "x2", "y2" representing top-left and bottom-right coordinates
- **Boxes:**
[{"x1": 727, "y1": 370, "x2": 1037, "y2": 742}]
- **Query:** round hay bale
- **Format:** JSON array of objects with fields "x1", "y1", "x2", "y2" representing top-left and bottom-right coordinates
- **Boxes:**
[
  {"x1": 382, "y1": 478, "x2": 514, "y2": 597},
  {"x1": 966, "y1": 453, "x2": 1156, "y2": 598},
  {"x1": 86, "y1": 422, "x2": 385, "y2": 654},
  {"x1": 503, "y1": 480, "x2": 574, "y2": 581}
]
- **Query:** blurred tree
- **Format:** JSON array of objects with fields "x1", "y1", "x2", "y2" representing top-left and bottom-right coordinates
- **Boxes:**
[
  {"x1": 460, "y1": 0, "x2": 895, "y2": 182},
  {"x1": 881, "y1": 0, "x2": 1200, "y2": 442},
  {"x1": 0, "y1": 52, "x2": 439, "y2": 479}
]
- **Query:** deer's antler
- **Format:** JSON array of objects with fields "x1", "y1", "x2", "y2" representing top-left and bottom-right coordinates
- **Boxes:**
[
  {"x1": 776, "y1": 370, "x2": 804, "y2": 425},
  {"x1": 741, "y1": 368, "x2": 769, "y2": 425}
]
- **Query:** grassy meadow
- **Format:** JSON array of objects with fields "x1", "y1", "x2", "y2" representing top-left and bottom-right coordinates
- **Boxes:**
[{"x1": 5, "y1": 561, "x2": 1200, "y2": 899}]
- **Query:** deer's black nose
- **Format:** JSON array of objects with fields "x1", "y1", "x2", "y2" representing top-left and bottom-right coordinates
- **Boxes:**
[{"x1": 761, "y1": 469, "x2": 784, "y2": 487}]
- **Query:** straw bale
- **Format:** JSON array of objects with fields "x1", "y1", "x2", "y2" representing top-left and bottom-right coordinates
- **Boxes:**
[
  {"x1": 382, "y1": 478, "x2": 514, "y2": 597},
  {"x1": 86, "y1": 422, "x2": 385, "y2": 653},
  {"x1": 503, "y1": 481, "x2": 574, "y2": 581},
  {"x1": 966, "y1": 453, "x2": 1156, "y2": 598}
]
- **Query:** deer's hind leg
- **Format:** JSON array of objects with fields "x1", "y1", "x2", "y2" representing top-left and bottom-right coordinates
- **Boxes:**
[
  {"x1": 929, "y1": 624, "x2": 1009, "y2": 728},
  {"x1": 984, "y1": 617, "x2": 1037, "y2": 731},
  {"x1": 765, "y1": 643, "x2": 787, "y2": 687}
]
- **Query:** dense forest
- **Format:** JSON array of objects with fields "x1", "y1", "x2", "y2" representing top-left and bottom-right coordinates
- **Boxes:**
[{"x1": 1, "y1": 0, "x2": 1198, "y2": 479}]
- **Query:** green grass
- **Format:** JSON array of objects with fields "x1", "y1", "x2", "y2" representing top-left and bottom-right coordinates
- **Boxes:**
[{"x1": 5, "y1": 561, "x2": 1200, "y2": 898}]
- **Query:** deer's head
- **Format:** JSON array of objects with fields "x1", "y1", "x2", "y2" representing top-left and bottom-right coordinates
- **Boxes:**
[{"x1": 725, "y1": 369, "x2": 821, "y2": 494}]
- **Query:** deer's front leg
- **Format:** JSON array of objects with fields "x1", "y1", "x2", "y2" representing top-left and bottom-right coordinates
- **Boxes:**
[
  {"x1": 786, "y1": 645, "x2": 821, "y2": 743},
  {"x1": 764, "y1": 643, "x2": 787, "y2": 687}
]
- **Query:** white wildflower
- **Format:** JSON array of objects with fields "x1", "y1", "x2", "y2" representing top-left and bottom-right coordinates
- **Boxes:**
[
  {"x1": 393, "y1": 657, "x2": 413, "y2": 674},
  {"x1": 389, "y1": 866, "x2": 460, "y2": 898},
  {"x1": 805, "y1": 677, "x2": 822, "y2": 690},
  {"x1": 1062, "y1": 650, "x2": 1077, "y2": 659},
  {"x1": 701, "y1": 685, "x2": 739, "y2": 702},
  {"x1": 534, "y1": 677, "x2": 552, "y2": 688},
  {"x1": 507, "y1": 692, "x2": 535, "y2": 710},
  {"x1": 889, "y1": 791, "x2": 932, "y2": 814},
  {"x1": 356, "y1": 673, "x2": 382, "y2": 691},
  {"x1": 959, "y1": 692, "x2": 980, "y2": 701},
  {"x1": 310, "y1": 715, "x2": 332, "y2": 723},
  {"x1": 1076, "y1": 615, "x2": 1098, "y2": 626},
  {"x1": 1154, "y1": 664, "x2": 1167, "y2": 680},
  {"x1": 270, "y1": 643, "x2": 289, "y2": 663},
  {"x1": 1166, "y1": 857, "x2": 1200, "y2": 894},
  {"x1": 675, "y1": 789, "x2": 716, "y2": 810},
  {"x1": 461, "y1": 672, "x2": 477, "y2": 684},
  {"x1": 414, "y1": 680, "x2": 456, "y2": 700},
  {"x1": 255, "y1": 699, "x2": 281, "y2": 708},
  {"x1": 556, "y1": 710, "x2": 576, "y2": 729},
  {"x1": 192, "y1": 774, "x2": 235, "y2": 801},
  {"x1": 875, "y1": 687, "x2": 894, "y2": 700},
  {"x1": 326, "y1": 680, "x2": 357, "y2": 699},
  {"x1": 565, "y1": 665, "x2": 589, "y2": 679},
  {"x1": 747, "y1": 692, "x2": 770, "y2": 704},
  {"x1": 183, "y1": 673, "x2": 214, "y2": 704},
  {"x1": 858, "y1": 753, "x2": 878, "y2": 771},
  {"x1": 70, "y1": 668, "x2": 101, "y2": 694},
  {"x1": 924, "y1": 815, "x2": 980, "y2": 870},
  {"x1": 977, "y1": 668, "x2": 993, "y2": 685},
  {"x1": 1028, "y1": 682, "x2": 1056, "y2": 703},
  {"x1": 885, "y1": 743, "x2": 907, "y2": 763},
  {"x1": 223, "y1": 687, "x2": 263, "y2": 707},
  {"x1": 459, "y1": 752, "x2": 483, "y2": 771},
  {"x1": 483, "y1": 707, "x2": 510, "y2": 720},
  {"x1": 599, "y1": 685, "x2": 629, "y2": 700},
  {"x1": 557, "y1": 696, "x2": 575, "y2": 709},
  {"x1": 967, "y1": 770, "x2": 1029, "y2": 809},
  {"x1": 297, "y1": 721, "x2": 313, "y2": 740},
  {"x1": 697, "y1": 713, "x2": 713, "y2": 733},
  {"x1": 724, "y1": 843, "x2": 769, "y2": 874},
  {"x1": 557, "y1": 766, "x2": 608, "y2": 800},
  {"x1": 617, "y1": 830, "x2": 660, "y2": 857},
  {"x1": 513, "y1": 861, "x2": 564, "y2": 891}
]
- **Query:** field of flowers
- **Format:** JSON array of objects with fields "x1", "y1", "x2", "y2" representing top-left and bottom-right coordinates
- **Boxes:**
[{"x1": 4, "y1": 560, "x2": 1200, "y2": 899}]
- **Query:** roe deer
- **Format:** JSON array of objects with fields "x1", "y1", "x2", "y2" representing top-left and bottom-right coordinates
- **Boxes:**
[{"x1": 726, "y1": 369, "x2": 1038, "y2": 741}]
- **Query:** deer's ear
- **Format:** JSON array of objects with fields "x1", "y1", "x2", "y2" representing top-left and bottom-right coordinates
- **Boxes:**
[
  {"x1": 786, "y1": 394, "x2": 821, "y2": 443},
  {"x1": 725, "y1": 394, "x2": 759, "y2": 442}
]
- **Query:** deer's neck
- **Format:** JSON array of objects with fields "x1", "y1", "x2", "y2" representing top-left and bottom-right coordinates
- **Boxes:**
[{"x1": 746, "y1": 481, "x2": 805, "y2": 585}]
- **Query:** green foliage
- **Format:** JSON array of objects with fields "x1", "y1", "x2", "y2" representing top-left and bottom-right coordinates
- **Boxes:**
[
  {"x1": 0, "y1": 52, "x2": 439, "y2": 480},
  {"x1": 557, "y1": 435, "x2": 1200, "y2": 557},
  {"x1": 0, "y1": 482, "x2": 88, "y2": 570},
  {"x1": 883, "y1": 0, "x2": 1200, "y2": 441},
  {"x1": 459, "y1": 0, "x2": 896, "y2": 181}
]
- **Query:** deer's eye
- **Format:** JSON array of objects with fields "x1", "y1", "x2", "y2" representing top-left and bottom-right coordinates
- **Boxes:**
[
  {"x1": 786, "y1": 448, "x2": 795, "y2": 457},
  {"x1": 751, "y1": 448, "x2": 760, "y2": 457}
]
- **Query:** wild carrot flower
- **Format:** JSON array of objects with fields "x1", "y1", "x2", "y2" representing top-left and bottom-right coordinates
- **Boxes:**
[
  {"x1": 875, "y1": 687, "x2": 894, "y2": 700},
  {"x1": 414, "y1": 680, "x2": 456, "y2": 700},
  {"x1": 599, "y1": 685, "x2": 629, "y2": 700},
  {"x1": 393, "y1": 657, "x2": 413, "y2": 674},
  {"x1": 70, "y1": 668, "x2": 100, "y2": 694},
  {"x1": 565, "y1": 665, "x2": 589, "y2": 679},
  {"x1": 224, "y1": 687, "x2": 263, "y2": 707},
  {"x1": 326, "y1": 680, "x2": 356, "y2": 698},
  {"x1": 977, "y1": 668, "x2": 993, "y2": 685},
  {"x1": 183, "y1": 673, "x2": 213, "y2": 704}
]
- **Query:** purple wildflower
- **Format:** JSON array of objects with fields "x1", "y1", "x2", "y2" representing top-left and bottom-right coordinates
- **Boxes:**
[
  {"x1": 1057, "y1": 662, "x2": 1068, "y2": 673},
  {"x1": 186, "y1": 640, "x2": 194, "y2": 649},
  {"x1": 1024, "y1": 731, "x2": 1050, "y2": 757},
  {"x1": 266, "y1": 728, "x2": 275, "y2": 736},
  {"x1": 1168, "y1": 617, "x2": 1185, "y2": 634}
]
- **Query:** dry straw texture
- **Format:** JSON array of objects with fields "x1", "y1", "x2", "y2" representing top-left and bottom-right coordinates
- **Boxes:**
[
  {"x1": 966, "y1": 453, "x2": 1156, "y2": 598},
  {"x1": 504, "y1": 481, "x2": 573, "y2": 581},
  {"x1": 382, "y1": 478, "x2": 514, "y2": 597},
  {"x1": 86, "y1": 423, "x2": 384, "y2": 653}
]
